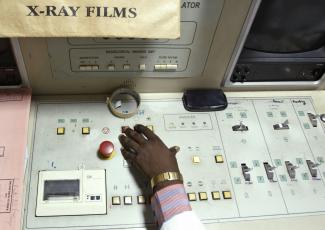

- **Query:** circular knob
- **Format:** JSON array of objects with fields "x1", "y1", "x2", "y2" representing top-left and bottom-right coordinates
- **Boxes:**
[{"x1": 99, "y1": 141, "x2": 115, "y2": 159}]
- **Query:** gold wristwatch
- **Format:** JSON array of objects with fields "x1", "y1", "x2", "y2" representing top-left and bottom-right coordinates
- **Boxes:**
[{"x1": 150, "y1": 172, "x2": 183, "y2": 190}]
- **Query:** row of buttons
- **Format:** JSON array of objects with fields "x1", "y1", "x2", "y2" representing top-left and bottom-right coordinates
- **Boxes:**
[
  {"x1": 187, "y1": 191, "x2": 232, "y2": 201},
  {"x1": 58, "y1": 125, "x2": 154, "y2": 136},
  {"x1": 57, "y1": 127, "x2": 90, "y2": 135},
  {"x1": 154, "y1": 64, "x2": 178, "y2": 71},
  {"x1": 79, "y1": 64, "x2": 178, "y2": 72},
  {"x1": 192, "y1": 155, "x2": 224, "y2": 164},
  {"x1": 112, "y1": 195, "x2": 146, "y2": 205}
]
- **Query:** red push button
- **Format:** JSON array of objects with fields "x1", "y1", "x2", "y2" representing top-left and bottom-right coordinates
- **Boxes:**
[{"x1": 99, "y1": 141, "x2": 115, "y2": 159}]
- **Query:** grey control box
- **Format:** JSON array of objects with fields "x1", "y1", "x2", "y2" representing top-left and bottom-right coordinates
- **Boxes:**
[{"x1": 47, "y1": 0, "x2": 225, "y2": 78}]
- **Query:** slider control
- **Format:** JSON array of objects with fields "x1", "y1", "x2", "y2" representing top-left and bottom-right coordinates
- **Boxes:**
[
  {"x1": 232, "y1": 122, "x2": 248, "y2": 131},
  {"x1": 273, "y1": 119, "x2": 289, "y2": 130},
  {"x1": 308, "y1": 113, "x2": 318, "y2": 127},
  {"x1": 241, "y1": 163, "x2": 252, "y2": 183},
  {"x1": 306, "y1": 160, "x2": 320, "y2": 179},
  {"x1": 285, "y1": 161, "x2": 298, "y2": 181},
  {"x1": 264, "y1": 162, "x2": 277, "y2": 182}
]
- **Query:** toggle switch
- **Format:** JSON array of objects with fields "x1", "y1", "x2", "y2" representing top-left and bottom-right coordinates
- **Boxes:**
[
  {"x1": 232, "y1": 122, "x2": 248, "y2": 131},
  {"x1": 264, "y1": 162, "x2": 277, "y2": 182},
  {"x1": 285, "y1": 161, "x2": 298, "y2": 180},
  {"x1": 98, "y1": 141, "x2": 116, "y2": 159},
  {"x1": 273, "y1": 119, "x2": 289, "y2": 130},
  {"x1": 306, "y1": 160, "x2": 320, "y2": 178},
  {"x1": 241, "y1": 163, "x2": 252, "y2": 183},
  {"x1": 308, "y1": 113, "x2": 318, "y2": 127}
]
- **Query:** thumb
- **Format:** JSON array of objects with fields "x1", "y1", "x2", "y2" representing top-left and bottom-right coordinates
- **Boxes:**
[{"x1": 169, "y1": 146, "x2": 180, "y2": 156}]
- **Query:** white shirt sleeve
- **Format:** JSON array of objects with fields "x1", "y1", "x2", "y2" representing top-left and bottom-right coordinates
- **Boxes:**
[{"x1": 161, "y1": 211, "x2": 206, "y2": 230}]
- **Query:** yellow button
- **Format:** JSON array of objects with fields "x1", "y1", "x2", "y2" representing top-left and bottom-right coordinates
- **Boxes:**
[
  {"x1": 137, "y1": 195, "x2": 146, "y2": 204},
  {"x1": 199, "y1": 192, "x2": 208, "y2": 201},
  {"x1": 57, "y1": 127, "x2": 65, "y2": 135},
  {"x1": 222, "y1": 191, "x2": 232, "y2": 199},
  {"x1": 187, "y1": 193, "x2": 197, "y2": 201},
  {"x1": 112, "y1": 196, "x2": 121, "y2": 205},
  {"x1": 211, "y1": 191, "x2": 221, "y2": 200},
  {"x1": 124, "y1": 196, "x2": 133, "y2": 205},
  {"x1": 215, "y1": 155, "x2": 224, "y2": 163},
  {"x1": 192, "y1": 156, "x2": 200, "y2": 164},
  {"x1": 146, "y1": 125, "x2": 154, "y2": 132},
  {"x1": 82, "y1": 127, "x2": 90, "y2": 135}
]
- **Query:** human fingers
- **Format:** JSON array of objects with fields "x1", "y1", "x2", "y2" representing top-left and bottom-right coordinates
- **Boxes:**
[{"x1": 124, "y1": 128, "x2": 147, "y2": 145}]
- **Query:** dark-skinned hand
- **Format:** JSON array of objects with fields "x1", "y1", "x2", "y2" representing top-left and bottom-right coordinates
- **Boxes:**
[{"x1": 119, "y1": 124, "x2": 182, "y2": 192}]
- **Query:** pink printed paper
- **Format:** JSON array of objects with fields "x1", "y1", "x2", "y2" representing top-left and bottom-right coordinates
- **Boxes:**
[{"x1": 0, "y1": 89, "x2": 31, "y2": 230}]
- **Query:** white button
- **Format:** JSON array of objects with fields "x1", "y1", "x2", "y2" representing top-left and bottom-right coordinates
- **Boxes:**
[
  {"x1": 166, "y1": 64, "x2": 178, "y2": 70},
  {"x1": 154, "y1": 64, "x2": 167, "y2": 71},
  {"x1": 79, "y1": 65, "x2": 92, "y2": 71},
  {"x1": 91, "y1": 65, "x2": 99, "y2": 71},
  {"x1": 124, "y1": 196, "x2": 132, "y2": 205},
  {"x1": 108, "y1": 65, "x2": 115, "y2": 71},
  {"x1": 123, "y1": 64, "x2": 131, "y2": 70},
  {"x1": 139, "y1": 64, "x2": 146, "y2": 71}
]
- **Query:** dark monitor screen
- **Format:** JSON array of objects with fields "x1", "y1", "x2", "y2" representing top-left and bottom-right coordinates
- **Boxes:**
[
  {"x1": 0, "y1": 38, "x2": 22, "y2": 86},
  {"x1": 245, "y1": 0, "x2": 325, "y2": 53}
]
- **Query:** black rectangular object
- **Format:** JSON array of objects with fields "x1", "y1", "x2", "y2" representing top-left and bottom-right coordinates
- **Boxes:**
[
  {"x1": 43, "y1": 180, "x2": 80, "y2": 200},
  {"x1": 182, "y1": 89, "x2": 227, "y2": 112}
]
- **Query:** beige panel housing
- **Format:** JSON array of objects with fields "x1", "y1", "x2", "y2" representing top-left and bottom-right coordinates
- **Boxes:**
[{"x1": 19, "y1": 0, "x2": 254, "y2": 95}]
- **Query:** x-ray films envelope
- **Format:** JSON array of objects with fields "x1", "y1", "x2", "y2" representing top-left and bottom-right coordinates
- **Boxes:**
[{"x1": 0, "y1": 0, "x2": 180, "y2": 38}]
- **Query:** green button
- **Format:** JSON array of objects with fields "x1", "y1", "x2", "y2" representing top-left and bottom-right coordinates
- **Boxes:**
[
  {"x1": 253, "y1": 160, "x2": 260, "y2": 167},
  {"x1": 257, "y1": 176, "x2": 265, "y2": 183},
  {"x1": 296, "y1": 158, "x2": 303, "y2": 165},
  {"x1": 279, "y1": 175, "x2": 287, "y2": 182},
  {"x1": 240, "y1": 112, "x2": 247, "y2": 118},
  {"x1": 303, "y1": 123, "x2": 310, "y2": 129},
  {"x1": 267, "y1": 112, "x2": 274, "y2": 117},
  {"x1": 280, "y1": 111, "x2": 287, "y2": 117},
  {"x1": 274, "y1": 159, "x2": 282, "y2": 167},
  {"x1": 234, "y1": 177, "x2": 241, "y2": 184},
  {"x1": 302, "y1": 172, "x2": 309, "y2": 180},
  {"x1": 230, "y1": 161, "x2": 238, "y2": 168},
  {"x1": 226, "y1": 113, "x2": 233, "y2": 119},
  {"x1": 298, "y1": 111, "x2": 305, "y2": 116}
]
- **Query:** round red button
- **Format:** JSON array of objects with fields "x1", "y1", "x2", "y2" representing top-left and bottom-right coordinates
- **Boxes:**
[{"x1": 99, "y1": 141, "x2": 115, "y2": 159}]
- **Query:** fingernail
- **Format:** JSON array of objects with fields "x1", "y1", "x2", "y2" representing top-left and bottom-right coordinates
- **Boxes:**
[{"x1": 174, "y1": 146, "x2": 180, "y2": 152}]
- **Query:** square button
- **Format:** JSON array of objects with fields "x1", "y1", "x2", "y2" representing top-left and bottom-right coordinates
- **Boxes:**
[
  {"x1": 139, "y1": 64, "x2": 146, "y2": 71},
  {"x1": 137, "y1": 195, "x2": 146, "y2": 204},
  {"x1": 187, "y1": 193, "x2": 197, "y2": 201},
  {"x1": 82, "y1": 127, "x2": 90, "y2": 135},
  {"x1": 199, "y1": 192, "x2": 208, "y2": 201},
  {"x1": 211, "y1": 191, "x2": 221, "y2": 200},
  {"x1": 192, "y1": 156, "x2": 200, "y2": 164},
  {"x1": 146, "y1": 125, "x2": 154, "y2": 132},
  {"x1": 57, "y1": 127, "x2": 65, "y2": 135},
  {"x1": 215, "y1": 155, "x2": 224, "y2": 163},
  {"x1": 112, "y1": 196, "x2": 121, "y2": 205},
  {"x1": 124, "y1": 196, "x2": 133, "y2": 205},
  {"x1": 123, "y1": 64, "x2": 131, "y2": 70},
  {"x1": 108, "y1": 64, "x2": 115, "y2": 71},
  {"x1": 222, "y1": 191, "x2": 232, "y2": 199}
]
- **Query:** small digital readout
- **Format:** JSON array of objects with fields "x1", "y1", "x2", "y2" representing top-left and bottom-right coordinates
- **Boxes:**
[{"x1": 43, "y1": 180, "x2": 80, "y2": 200}]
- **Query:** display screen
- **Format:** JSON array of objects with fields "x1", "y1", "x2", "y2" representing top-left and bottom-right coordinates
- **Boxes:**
[
  {"x1": 245, "y1": 0, "x2": 325, "y2": 53},
  {"x1": 0, "y1": 38, "x2": 22, "y2": 86},
  {"x1": 43, "y1": 180, "x2": 80, "y2": 200}
]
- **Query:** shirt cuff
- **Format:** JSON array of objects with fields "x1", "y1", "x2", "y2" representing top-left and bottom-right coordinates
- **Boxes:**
[{"x1": 151, "y1": 184, "x2": 192, "y2": 226}]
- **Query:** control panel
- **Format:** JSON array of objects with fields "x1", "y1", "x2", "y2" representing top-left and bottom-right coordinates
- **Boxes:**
[
  {"x1": 23, "y1": 96, "x2": 325, "y2": 229},
  {"x1": 46, "y1": 0, "x2": 225, "y2": 78}
]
